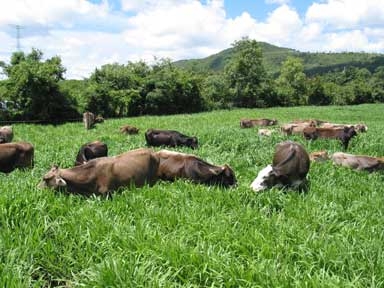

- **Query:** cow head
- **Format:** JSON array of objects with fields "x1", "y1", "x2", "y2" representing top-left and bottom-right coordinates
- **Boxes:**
[
  {"x1": 208, "y1": 164, "x2": 237, "y2": 187},
  {"x1": 38, "y1": 165, "x2": 67, "y2": 189},
  {"x1": 187, "y1": 137, "x2": 198, "y2": 149},
  {"x1": 250, "y1": 165, "x2": 277, "y2": 192}
]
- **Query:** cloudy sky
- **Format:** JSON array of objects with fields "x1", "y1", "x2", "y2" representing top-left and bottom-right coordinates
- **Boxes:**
[{"x1": 1, "y1": 0, "x2": 383, "y2": 79}]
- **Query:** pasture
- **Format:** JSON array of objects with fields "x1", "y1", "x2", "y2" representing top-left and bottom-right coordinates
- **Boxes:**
[{"x1": 1, "y1": 104, "x2": 384, "y2": 287}]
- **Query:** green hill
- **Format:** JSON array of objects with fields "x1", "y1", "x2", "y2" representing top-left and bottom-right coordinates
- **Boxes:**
[{"x1": 174, "y1": 41, "x2": 384, "y2": 76}]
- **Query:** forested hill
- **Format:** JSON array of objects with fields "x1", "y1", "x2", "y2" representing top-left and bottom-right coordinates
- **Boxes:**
[{"x1": 174, "y1": 41, "x2": 384, "y2": 76}]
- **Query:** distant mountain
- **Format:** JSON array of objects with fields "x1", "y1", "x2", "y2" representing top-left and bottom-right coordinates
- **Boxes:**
[{"x1": 174, "y1": 41, "x2": 384, "y2": 76}]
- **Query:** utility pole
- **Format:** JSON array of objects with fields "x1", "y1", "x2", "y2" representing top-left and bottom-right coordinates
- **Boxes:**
[{"x1": 14, "y1": 24, "x2": 24, "y2": 51}]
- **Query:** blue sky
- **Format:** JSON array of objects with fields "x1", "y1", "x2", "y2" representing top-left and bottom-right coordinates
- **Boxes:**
[{"x1": 1, "y1": 0, "x2": 383, "y2": 79}]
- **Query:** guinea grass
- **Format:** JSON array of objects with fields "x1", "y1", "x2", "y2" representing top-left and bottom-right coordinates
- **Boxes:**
[{"x1": 1, "y1": 103, "x2": 384, "y2": 287}]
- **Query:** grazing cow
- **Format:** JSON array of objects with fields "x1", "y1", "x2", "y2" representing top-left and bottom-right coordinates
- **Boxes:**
[
  {"x1": 258, "y1": 128, "x2": 273, "y2": 137},
  {"x1": 309, "y1": 150, "x2": 329, "y2": 162},
  {"x1": 155, "y1": 150, "x2": 237, "y2": 187},
  {"x1": 83, "y1": 111, "x2": 95, "y2": 130},
  {"x1": 0, "y1": 142, "x2": 34, "y2": 173},
  {"x1": 120, "y1": 125, "x2": 139, "y2": 135},
  {"x1": 250, "y1": 141, "x2": 310, "y2": 192},
  {"x1": 38, "y1": 148, "x2": 160, "y2": 196},
  {"x1": 331, "y1": 152, "x2": 384, "y2": 172},
  {"x1": 320, "y1": 122, "x2": 367, "y2": 133},
  {"x1": 145, "y1": 129, "x2": 198, "y2": 149},
  {"x1": 94, "y1": 115, "x2": 104, "y2": 123},
  {"x1": 303, "y1": 126, "x2": 357, "y2": 150},
  {"x1": 0, "y1": 125, "x2": 13, "y2": 143},
  {"x1": 75, "y1": 140, "x2": 108, "y2": 166},
  {"x1": 240, "y1": 118, "x2": 278, "y2": 128}
]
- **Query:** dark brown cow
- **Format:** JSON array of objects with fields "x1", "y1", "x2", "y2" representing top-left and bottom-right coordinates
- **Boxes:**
[
  {"x1": 0, "y1": 125, "x2": 13, "y2": 143},
  {"x1": 155, "y1": 150, "x2": 236, "y2": 187},
  {"x1": 75, "y1": 140, "x2": 108, "y2": 166},
  {"x1": 120, "y1": 125, "x2": 139, "y2": 135},
  {"x1": 250, "y1": 141, "x2": 310, "y2": 192},
  {"x1": 83, "y1": 111, "x2": 95, "y2": 130},
  {"x1": 0, "y1": 142, "x2": 34, "y2": 173},
  {"x1": 38, "y1": 148, "x2": 159, "y2": 196},
  {"x1": 240, "y1": 118, "x2": 278, "y2": 128},
  {"x1": 303, "y1": 126, "x2": 357, "y2": 150},
  {"x1": 145, "y1": 129, "x2": 198, "y2": 149},
  {"x1": 331, "y1": 152, "x2": 384, "y2": 172}
]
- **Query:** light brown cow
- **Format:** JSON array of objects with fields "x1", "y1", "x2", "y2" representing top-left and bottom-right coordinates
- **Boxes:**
[
  {"x1": 258, "y1": 128, "x2": 274, "y2": 137},
  {"x1": 319, "y1": 122, "x2": 368, "y2": 133},
  {"x1": 0, "y1": 142, "x2": 34, "y2": 173},
  {"x1": 155, "y1": 150, "x2": 237, "y2": 187},
  {"x1": 240, "y1": 118, "x2": 278, "y2": 128},
  {"x1": 120, "y1": 125, "x2": 139, "y2": 135},
  {"x1": 0, "y1": 125, "x2": 13, "y2": 143},
  {"x1": 38, "y1": 148, "x2": 159, "y2": 196},
  {"x1": 281, "y1": 121, "x2": 316, "y2": 136},
  {"x1": 331, "y1": 152, "x2": 384, "y2": 172},
  {"x1": 83, "y1": 111, "x2": 95, "y2": 130},
  {"x1": 309, "y1": 150, "x2": 329, "y2": 162},
  {"x1": 250, "y1": 141, "x2": 310, "y2": 192}
]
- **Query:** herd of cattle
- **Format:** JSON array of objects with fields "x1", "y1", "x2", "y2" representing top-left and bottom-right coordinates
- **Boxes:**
[{"x1": 0, "y1": 113, "x2": 383, "y2": 197}]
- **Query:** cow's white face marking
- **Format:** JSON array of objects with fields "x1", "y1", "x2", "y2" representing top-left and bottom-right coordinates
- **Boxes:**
[{"x1": 250, "y1": 165, "x2": 273, "y2": 192}]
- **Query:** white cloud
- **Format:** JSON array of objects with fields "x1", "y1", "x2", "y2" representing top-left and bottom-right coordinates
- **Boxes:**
[{"x1": 0, "y1": 0, "x2": 384, "y2": 79}]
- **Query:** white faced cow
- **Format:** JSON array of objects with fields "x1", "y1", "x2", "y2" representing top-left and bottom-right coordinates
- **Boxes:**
[{"x1": 250, "y1": 141, "x2": 310, "y2": 192}]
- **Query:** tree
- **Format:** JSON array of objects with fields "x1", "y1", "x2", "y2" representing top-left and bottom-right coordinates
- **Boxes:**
[
  {"x1": 224, "y1": 38, "x2": 271, "y2": 108},
  {"x1": 0, "y1": 49, "x2": 78, "y2": 122},
  {"x1": 275, "y1": 56, "x2": 307, "y2": 106}
]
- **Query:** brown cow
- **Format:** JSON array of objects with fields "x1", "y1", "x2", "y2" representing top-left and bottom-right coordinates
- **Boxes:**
[
  {"x1": 331, "y1": 152, "x2": 384, "y2": 172},
  {"x1": 0, "y1": 125, "x2": 13, "y2": 143},
  {"x1": 145, "y1": 129, "x2": 198, "y2": 149},
  {"x1": 120, "y1": 125, "x2": 139, "y2": 135},
  {"x1": 281, "y1": 121, "x2": 316, "y2": 136},
  {"x1": 83, "y1": 111, "x2": 95, "y2": 130},
  {"x1": 309, "y1": 150, "x2": 329, "y2": 162},
  {"x1": 155, "y1": 150, "x2": 236, "y2": 187},
  {"x1": 303, "y1": 126, "x2": 357, "y2": 150},
  {"x1": 240, "y1": 118, "x2": 278, "y2": 128},
  {"x1": 250, "y1": 141, "x2": 310, "y2": 192},
  {"x1": 319, "y1": 122, "x2": 367, "y2": 133},
  {"x1": 0, "y1": 142, "x2": 34, "y2": 173},
  {"x1": 38, "y1": 148, "x2": 159, "y2": 196},
  {"x1": 94, "y1": 115, "x2": 104, "y2": 123},
  {"x1": 75, "y1": 140, "x2": 108, "y2": 166}
]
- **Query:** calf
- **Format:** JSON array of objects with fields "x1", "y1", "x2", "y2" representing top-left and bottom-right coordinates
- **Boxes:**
[
  {"x1": 303, "y1": 126, "x2": 357, "y2": 150},
  {"x1": 120, "y1": 125, "x2": 139, "y2": 135},
  {"x1": 331, "y1": 152, "x2": 384, "y2": 172},
  {"x1": 75, "y1": 140, "x2": 108, "y2": 166},
  {"x1": 155, "y1": 150, "x2": 236, "y2": 187},
  {"x1": 0, "y1": 125, "x2": 13, "y2": 143},
  {"x1": 240, "y1": 118, "x2": 278, "y2": 128},
  {"x1": 145, "y1": 129, "x2": 198, "y2": 149},
  {"x1": 0, "y1": 142, "x2": 34, "y2": 173},
  {"x1": 309, "y1": 150, "x2": 329, "y2": 162},
  {"x1": 83, "y1": 111, "x2": 95, "y2": 130},
  {"x1": 250, "y1": 141, "x2": 310, "y2": 192},
  {"x1": 38, "y1": 148, "x2": 159, "y2": 196}
]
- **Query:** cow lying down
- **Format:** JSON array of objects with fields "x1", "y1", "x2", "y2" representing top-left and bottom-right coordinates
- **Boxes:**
[
  {"x1": 75, "y1": 140, "x2": 108, "y2": 166},
  {"x1": 155, "y1": 150, "x2": 237, "y2": 187},
  {"x1": 332, "y1": 152, "x2": 384, "y2": 172},
  {"x1": 39, "y1": 148, "x2": 159, "y2": 196},
  {"x1": 250, "y1": 141, "x2": 310, "y2": 192},
  {"x1": 0, "y1": 142, "x2": 34, "y2": 173}
]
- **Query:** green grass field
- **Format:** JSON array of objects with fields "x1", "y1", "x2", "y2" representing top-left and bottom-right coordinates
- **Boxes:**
[{"x1": 1, "y1": 104, "x2": 384, "y2": 287}]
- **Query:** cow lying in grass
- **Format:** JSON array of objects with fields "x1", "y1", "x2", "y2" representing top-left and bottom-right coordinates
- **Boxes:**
[
  {"x1": 155, "y1": 150, "x2": 237, "y2": 187},
  {"x1": 0, "y1": 125, "x2": 13, "y2": 143},
  {"x1": 75, "y1": 140, "x2": 108, "y2": 166},
  {"x1": 39, "y1": 148, "x2": 159, "y2": 197},
  {"x1": 331, "y1": 152, "x2": 384, "y2": 172},
  {"x1": 0, "y1": 142, "x2": 34, "y2": 173},
  {"x1": 250, "y1": 141, "x2": 310, "y2": 192}
]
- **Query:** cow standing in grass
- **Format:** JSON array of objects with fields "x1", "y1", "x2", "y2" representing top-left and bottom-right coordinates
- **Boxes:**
[{"x1": 0, "y1": 126, "x2": 13, "y2": 143}]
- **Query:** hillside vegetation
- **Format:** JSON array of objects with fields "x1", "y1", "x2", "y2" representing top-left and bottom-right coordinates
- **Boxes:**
[
  {"x1": 1, "y1": 104, "x2": 384, "y2": 286},
  {"x1": 174, "y1": 41, "x2": 384, "y2": 76}
]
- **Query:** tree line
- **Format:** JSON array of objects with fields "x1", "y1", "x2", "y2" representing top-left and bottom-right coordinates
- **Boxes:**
[{"x1": 1, "y1": 38, "x2": 384, "y2": 123}]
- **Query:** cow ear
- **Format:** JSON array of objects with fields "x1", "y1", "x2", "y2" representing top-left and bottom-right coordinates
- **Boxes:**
[{"x1": 56, "y1": 178, "x2": 67, "y2": 187}]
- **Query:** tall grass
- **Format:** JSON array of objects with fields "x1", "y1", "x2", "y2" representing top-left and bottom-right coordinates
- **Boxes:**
[{"x1": 1, "y1": 104, "x2": 384, "y2": 287}]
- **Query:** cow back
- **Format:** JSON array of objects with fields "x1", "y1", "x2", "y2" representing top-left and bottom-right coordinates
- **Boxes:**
[{"x1": 0, "y1": 142, "x2": 34, "y2": 173}]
